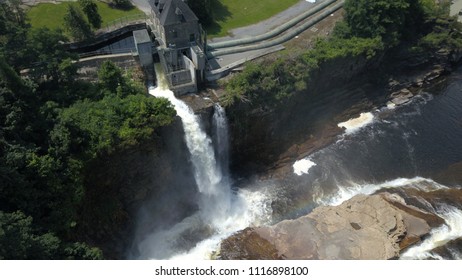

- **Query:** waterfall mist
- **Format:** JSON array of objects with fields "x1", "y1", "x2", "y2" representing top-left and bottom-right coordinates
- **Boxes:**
[{"x1": 132, "y1": 64, "x2": 272, "y2": 259}]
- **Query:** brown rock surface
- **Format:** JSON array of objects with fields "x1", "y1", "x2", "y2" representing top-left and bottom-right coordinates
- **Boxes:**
[{"x1": 219, "y1": 192, "x2": 444, "y2": 260}]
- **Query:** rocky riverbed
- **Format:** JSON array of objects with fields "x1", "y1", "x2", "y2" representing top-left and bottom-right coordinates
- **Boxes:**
[{"x1": 219, "y1": 189, "x2": 456, "y2": 259}]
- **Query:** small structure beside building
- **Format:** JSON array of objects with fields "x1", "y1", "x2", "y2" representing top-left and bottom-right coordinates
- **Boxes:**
[
  {"x1": 133, "y1": 29, "x2": 154, "y2": 67},
  {"x1": 149, "y1": 0, "x2": 207, "y2": 95}
]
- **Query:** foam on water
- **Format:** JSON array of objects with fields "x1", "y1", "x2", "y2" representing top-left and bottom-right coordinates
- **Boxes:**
[
  {"x1": 386, "y1": 102, "x2": 396, "y2": 109},
  {"x1": 293, "y1": 158, "x2": 317, "y2": 176},
  {"x1": 337, "y1": 112, "x2": 375, "y2": 134}
]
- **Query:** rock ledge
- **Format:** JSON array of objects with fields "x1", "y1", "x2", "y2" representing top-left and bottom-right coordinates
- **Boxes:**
[{"x1": 219, "y1": 192, "x2": 444, "y2": 260}]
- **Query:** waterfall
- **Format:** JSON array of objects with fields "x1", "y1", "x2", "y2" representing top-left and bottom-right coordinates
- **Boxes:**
[
  {"x1": 212, "y1": 103, "x2": 230, "y2": 180},
  {"x1": 149, "y1": 65, "x2": 231, "y2": 226},
  {"x1": 137, "y1": 64, "x2": 272, "y2": 259}
]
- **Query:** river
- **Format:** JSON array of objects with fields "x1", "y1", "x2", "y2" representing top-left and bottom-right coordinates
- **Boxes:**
[{"x1": 133, "y1": 66, "x2": 462, "y2": 260}]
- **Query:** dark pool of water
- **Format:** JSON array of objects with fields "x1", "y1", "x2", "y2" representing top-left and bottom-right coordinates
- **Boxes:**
[{"x1": 274, "y1": 70, "x2": 462, "y2": 220}]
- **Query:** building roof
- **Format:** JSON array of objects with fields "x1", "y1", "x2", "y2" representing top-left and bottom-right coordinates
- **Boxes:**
[
  {"x1": 152, "y1": 0, "x2": 198, "y2": 26},
  {"x1": 133, "y1": 29, "x2": 151, "y2": 44}
]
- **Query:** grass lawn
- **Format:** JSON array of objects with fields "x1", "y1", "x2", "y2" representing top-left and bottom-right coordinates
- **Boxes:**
[
  {"x1": 27, "y1": 1, "x2": 142, "y2": 30},
  {"x1": 207, "y1": 0, "x2": 300, "y2": 37}
]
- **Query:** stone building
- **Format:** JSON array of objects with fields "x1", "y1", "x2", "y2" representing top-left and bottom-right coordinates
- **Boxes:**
[{"x1": 149, "y1": 0, "x2": 207, "y2": 95}]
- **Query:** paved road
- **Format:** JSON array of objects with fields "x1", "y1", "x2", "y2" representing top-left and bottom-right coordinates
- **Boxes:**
[
  {"x1": 451, "y1": 0, "x2": 462, "y2": 20},
  {"x1": 208, "y1": 0, "x2": 336, "y2": 70},
  {"x1": 22, "y1": 0, "x2": 152, "y2": 14},
  {"x1": 209, "y1": 0, "x2": 327, "y2": 43},
  {"x1": 21, "y1": 0, "x2": 76, "y2": 6}
]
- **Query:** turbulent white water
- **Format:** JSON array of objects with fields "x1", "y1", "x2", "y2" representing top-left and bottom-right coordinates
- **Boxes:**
[
  {"x1": 321, "y1": 177, "x2": 448, "y2": 206},
  {"x1": 141, "y1": 64, "x2": 272, "y2": 259},
  {"x1": 293, "y1": 158, "x2": 317, "y2": 176},
  {"x1": 401, "y1": 206, "x2": 462, "y2": 260},
  {"x1": 137, "y1": 65, "x2": 462, "y2": 260},
  {"x1": 318, "y1": 175, "x2": 462, "y2": 260},
  {"x1": 337, "y1": 112, "x2": 375, "y2": 134}
]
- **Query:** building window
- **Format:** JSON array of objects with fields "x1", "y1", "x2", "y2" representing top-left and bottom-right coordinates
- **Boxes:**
[
  {"x1": 189, "y1": 34, "x2": 195, "y2": 42},
  {"x1": 172, "y1": 30, "x2": 178, "y2": 38}
]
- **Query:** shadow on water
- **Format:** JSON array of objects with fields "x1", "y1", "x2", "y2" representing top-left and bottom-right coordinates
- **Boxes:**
[{"x1": 262, "y1": 70, "x2": 462, "y2": 222}]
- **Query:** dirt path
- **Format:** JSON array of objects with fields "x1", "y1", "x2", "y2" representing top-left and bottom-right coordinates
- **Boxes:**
[{"x1": 21, "y1": 0, "x2": 76, "y2": 7}]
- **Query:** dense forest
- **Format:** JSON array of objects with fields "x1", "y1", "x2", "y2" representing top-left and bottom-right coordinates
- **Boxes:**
[{"x1": 0, "y1": 0, "x2": 175, "y2": 259}]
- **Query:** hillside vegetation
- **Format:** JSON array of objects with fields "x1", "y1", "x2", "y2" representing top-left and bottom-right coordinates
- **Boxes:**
[
  {"x1": 1, "y1": 0, "x2": 174, "y2": 259},
  {"x1": 222, "y1": 0, "x2": 462, "y2": 108}
]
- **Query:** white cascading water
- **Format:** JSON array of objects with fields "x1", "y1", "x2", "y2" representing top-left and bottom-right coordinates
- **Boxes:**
[
  {"x1": 150, "y1": 66, "x2": 231, "y2": 224},
  {"x1": 400, "y1": 206, "x2": 462, "y2": 260},
  {"x1": 141, "y1": 64, "x2": 272, "y2": 259},
  {"x1": 212, "y1": 103, "x2": 230, "y2": 180},
  {"x1": 320, "y1": 177, "x2": 448, "y2": 206},
  {"x1": 317, "y1": 176, "x2": 462, "y2": 259}
]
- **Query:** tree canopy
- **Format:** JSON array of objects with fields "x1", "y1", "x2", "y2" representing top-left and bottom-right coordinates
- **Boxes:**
[
  {"x1": 187, "y1": 0, "x2": 214, "y2": 26},
  {"x1": 1, "y1": 0, "x2": 176, "y2": 259},
  {"x1": 343, "y1": 0, "x2": 429, "y2": 45},
  {"x1": 64, "y1": 4, "x2": 93, "y2": 41},
  {"x1": 79, "y1": 0, "x2": 102, "y2": 29},
  {"x1": 223, "y1": 0, "x2": 461, "y2": 108}
]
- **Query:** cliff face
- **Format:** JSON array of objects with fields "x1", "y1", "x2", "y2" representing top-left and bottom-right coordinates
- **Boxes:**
[
  {"x1": 78, "y1": 118, "x2": 198, "y2": 259},
  {"x1": 226, "y1": 53, "x2": 381, "y2": 176},
  {"x1": 225, "y1": 45, "x2": 461, "y2": 178},
  {"x1": 219, "y1": 192, "x2": 445, "y2": 260},
  {"x1": 219, "y1": 42, "x2": 462, "y2": 259}
]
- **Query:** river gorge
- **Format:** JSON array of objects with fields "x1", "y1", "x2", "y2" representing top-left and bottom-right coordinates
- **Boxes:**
[{"x1": 121, "y1": 58, "x2": 462, "y2": 260}]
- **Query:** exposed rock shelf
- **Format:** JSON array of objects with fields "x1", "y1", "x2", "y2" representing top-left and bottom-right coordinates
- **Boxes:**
[{"x1": 219, "y1": 192, "x2": 444, "y2": 260}]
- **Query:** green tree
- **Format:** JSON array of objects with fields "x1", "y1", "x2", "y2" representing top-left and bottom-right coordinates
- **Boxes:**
[
  {"x1": 187, "y1": 0, "x2": 213, "y2": 25},
  {"x1": 63, "y1": 242, "x2": 103, "y2": 260},
  {"x1": 78, "y1": 0, "x2": 102, "y2": 29},
  {"x1": 344, "y1": 0, "x2": 411, "y2": 45},
  {"x1": 63, "y1": 4, "x2": 93, "y2": 41},
  {"x1": 59, "y1": 94, "x2": 175, "y2": 156},
  {"x1": 97, "y1": 60, "x2": 125, "y2": 94},
  {"x1": 0, "y1": 211, "x2": 61, "y2": 259},
  {"x1": 0, "y1": 0, "x2": 30, "y2": 68},
  {"x1": 111, "y1": 0, "x2": 133, "y2": 10},
  {"x1": 26, "y1": 28, "x2": 78, "y2": 83}
]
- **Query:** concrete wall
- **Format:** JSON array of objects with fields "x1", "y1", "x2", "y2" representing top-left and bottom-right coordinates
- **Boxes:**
[
  {"x1": 191, "y1": 45, "x2": 205, "y2": 70},
  {"x1": 163, "y1": 22, "x2": 200, "y2": 49},
  {"x1": 136, "y1": 42, "x2": 153, "y2": 67}
]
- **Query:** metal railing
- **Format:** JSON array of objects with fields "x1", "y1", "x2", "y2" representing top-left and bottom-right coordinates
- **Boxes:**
[
  {"x1": 97, "y1": 13, "x2": 148, "y2": 34},
  {"x1": 78, "y1": 48, "x2": 136, "y2": 58}
]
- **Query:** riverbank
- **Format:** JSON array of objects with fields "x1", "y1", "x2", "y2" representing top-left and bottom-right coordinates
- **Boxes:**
[
  {"x1": 218, "y1": 57, "x2": 462, "y2": 260},
  {"x1": 219, "y1": 0, "x2": 462, "y2": 179}
]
